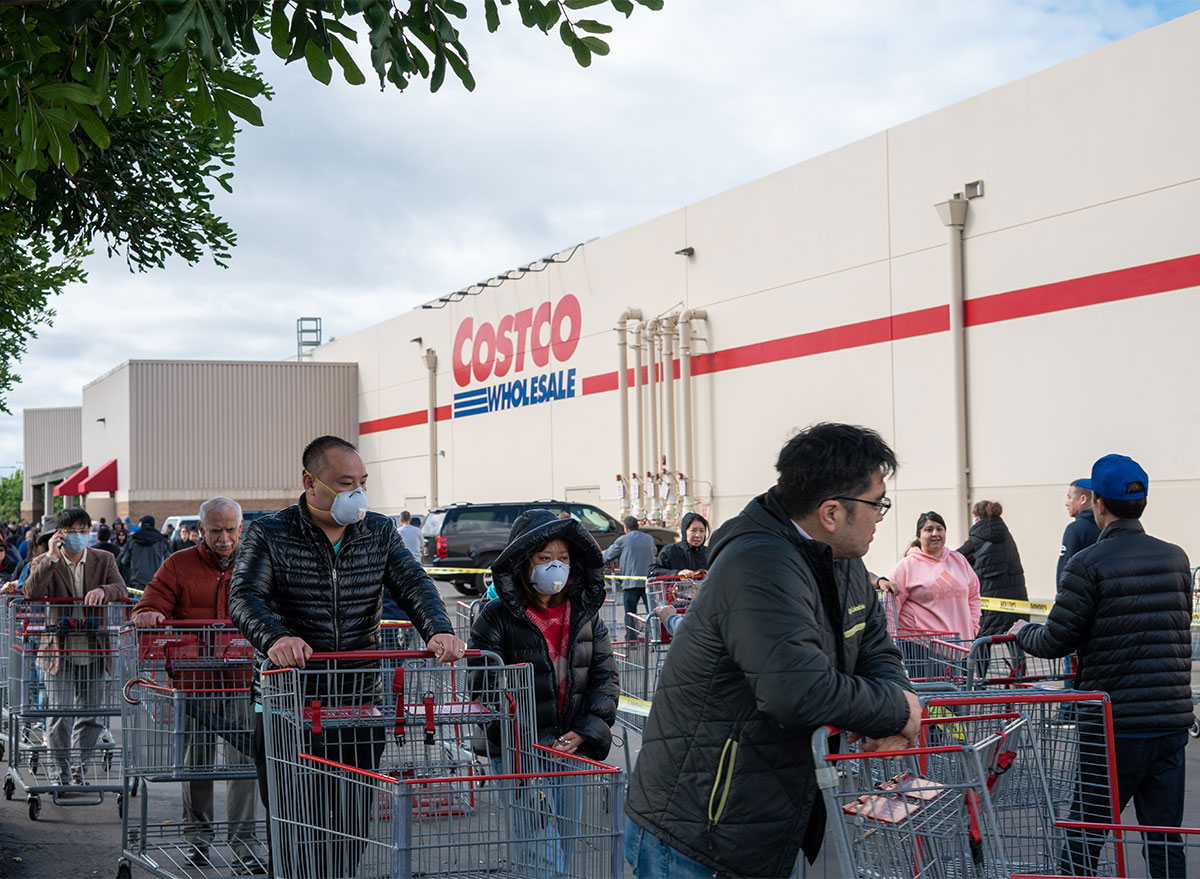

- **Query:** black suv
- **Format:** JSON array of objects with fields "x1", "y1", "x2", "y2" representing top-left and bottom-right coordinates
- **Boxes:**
[{"x1": 421, "y1": 501, "x2": 677, "y2": 595}]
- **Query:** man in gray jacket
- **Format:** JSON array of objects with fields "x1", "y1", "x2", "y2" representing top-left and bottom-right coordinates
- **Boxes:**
[
  {"x1": 602, "y1": 516, "x2": 656, "y2": 639},
  {"x1": 625, "y1": 423, "x2": 920, "y2": 878}
]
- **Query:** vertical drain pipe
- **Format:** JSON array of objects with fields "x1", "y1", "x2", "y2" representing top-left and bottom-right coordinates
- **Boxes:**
[
  {"x1": 615, "y1": 309, "x2": 642, "y2": 519},
  {"x1": 646, "y1": 319, "x2": 661, "y2": 522},
  {"x1": 661, "y1": 314, "x2": 679, "y2": 523},
  {"x1": 632, "y1": 321, "x2": 646, "y2": 519},
  {"x1": 422, "y1": 348, "x2": 439, "y2": 508},
  {"x1": 678, "y1": 309, "x2": 707, "y2": 513},
  {"x1": 935, "y1": 195, "x2": 970, "y2": 540}
]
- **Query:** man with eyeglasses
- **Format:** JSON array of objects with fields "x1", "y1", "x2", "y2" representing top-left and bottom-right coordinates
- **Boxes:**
[
  {"x1": 626, "y1": 422, "x2": 919, "y2": 879},
  {"x1": 23, "y1": 507, "x2": 127, "y2": 787}
]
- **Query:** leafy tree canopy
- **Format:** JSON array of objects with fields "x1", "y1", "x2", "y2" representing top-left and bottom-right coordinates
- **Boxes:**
[{"x1": 0, "y1": 0, "x2": 663, "y2": 412}]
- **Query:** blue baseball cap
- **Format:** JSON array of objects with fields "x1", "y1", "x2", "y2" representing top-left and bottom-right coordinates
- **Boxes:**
[{"x1": 1078, "y1": 454, "x2": 1148, "y2": 501}]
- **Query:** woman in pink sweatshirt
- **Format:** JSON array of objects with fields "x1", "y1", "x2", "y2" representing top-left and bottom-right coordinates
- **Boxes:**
[{"x1": 886, "y1": 511, "x2": 981, "y2": 640}]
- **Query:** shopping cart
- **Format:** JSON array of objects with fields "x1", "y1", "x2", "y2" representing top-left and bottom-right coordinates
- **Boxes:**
[
  {"x1": 963, "y1": 633, "x2": 1076, "y2": 691},
  {"x1": 261, "y1": 648, "x2": 613, "y2": 877},
  {"x1": 4, "y1": 597, "x2": 126, "y2": 818},
  {"x1": 118, "y1": 621, "x2": 267, "y2": 878},
  {"x1": 283, "y1": 742, "x2": 625, "y2": 879},
  {"x1": 1011, "y1": 822, "x2": 1200, "y2": 878},
  {"x1": 922, "y1": 690, "x2": 1123, "y2": 874},
  {"x1": 813, "y1": 711, "x2": 1064, "y2": 877}
]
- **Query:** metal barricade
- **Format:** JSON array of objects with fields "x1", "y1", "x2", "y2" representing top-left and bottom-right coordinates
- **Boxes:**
[
  {"x1": 814, "y1": 712, "x2": 1064, "y2": 878},
  {"x1": 118, "y1": 621, "x2": 267, "y2": 877},
  {"x1": 4, "y1": 597, "x2": 126, "y2": 817}
]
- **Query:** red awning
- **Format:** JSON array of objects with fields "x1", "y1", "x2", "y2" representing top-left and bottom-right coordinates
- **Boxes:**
[
  {"x1": 79, "y1": 458, "x2": 117, "y2": 494},
  {"x1": 54, "y1": 465, "x2": 89, "y2": 497}
]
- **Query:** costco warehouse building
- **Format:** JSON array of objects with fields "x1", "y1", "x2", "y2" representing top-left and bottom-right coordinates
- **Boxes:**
[{"x1": 24, "y1": 12, "x2": 1200, "y2": 597}]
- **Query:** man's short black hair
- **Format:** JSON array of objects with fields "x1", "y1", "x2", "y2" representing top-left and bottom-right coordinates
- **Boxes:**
[
  {"x1": 303, "y1": 435, "x2": 358, "y2": 476},
  {"x1": 623, "y1": 516, "x2": 639, "y2": 531},
  {"x1": 97, "y1": 526, "x2": 111, "y2": 542},
  {"x1": 1099, "y1": 495, "x2": 1146, "y2": 520},
  {"x1": 55, "y1": 507, "x2": 91, "y2": 531},
  {"x1": 774, "y1": 423, "x2": 897, "y2": 519},
  {"x1": 1069, "y1": 479, "x2": 1094, "y2": 503}
]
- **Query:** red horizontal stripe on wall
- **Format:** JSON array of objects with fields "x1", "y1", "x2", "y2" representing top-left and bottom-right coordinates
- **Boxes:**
[
  {"x1": 965, "y1": 253, "x2": 1200, "y2": 326},
  {"x1": 361, "y1": 253, "x2": 1200, "y2": 433}
]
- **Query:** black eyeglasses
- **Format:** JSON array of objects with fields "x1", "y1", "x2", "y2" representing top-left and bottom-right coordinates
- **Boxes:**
[{"x1": 831, "y1": 496, "x2": 892, "y2": 517}]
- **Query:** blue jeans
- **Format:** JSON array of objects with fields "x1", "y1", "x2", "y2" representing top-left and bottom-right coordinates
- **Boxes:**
[
  {"x1": 491, "y1": 757, "x2": 580, "y2": 877},
  {"x1": 625, "y1": 820, "x2": 717, "y2": 878}
]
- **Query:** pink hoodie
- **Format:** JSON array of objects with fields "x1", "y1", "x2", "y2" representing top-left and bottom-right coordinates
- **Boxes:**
[{"x1": 888, "y1": 546, "x2": 981, "y2": 640}]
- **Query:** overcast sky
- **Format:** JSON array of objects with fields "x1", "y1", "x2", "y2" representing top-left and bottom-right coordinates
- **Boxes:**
[{"x1": 2, "y1": 0, "x2": 1194, "y2": 472}]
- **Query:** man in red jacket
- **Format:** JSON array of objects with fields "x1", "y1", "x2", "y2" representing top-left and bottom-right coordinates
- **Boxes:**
[{"x1": 132, "y1": 496, "x2": 262, "y2": 875}]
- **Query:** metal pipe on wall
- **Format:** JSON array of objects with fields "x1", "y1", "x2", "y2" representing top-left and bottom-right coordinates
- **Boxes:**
[
  {"x1": 678, "y1": 309, "x2": 707, "y2": 513},
  {"x1": 615, "y1": 308, "x2": 642, "y2": 519},
  {"x1": 661, "y1": 314, "x2": 678, "y2": 518},
  {"x1": 646, "y1": 319, "x2": 661, "y2": 521},
  {"x1": 422, "y1": 348, "x2": 439, "y2": 508},
  {"x1": 935, "y1": 196, "x2": 970, "y2": 539},
  {"x1": 632, "y1": 321, "x2": 646, "y2": 519}
]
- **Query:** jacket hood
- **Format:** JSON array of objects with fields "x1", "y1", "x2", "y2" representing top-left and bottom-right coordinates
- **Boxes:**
[
  {"x1": 491, "y1": 509, "x2": 606, "y2": 619},
  {"x1": 131, "y1": 527, "x2": 166, "y2": 546},
  {"x1": 678, "y1": 511, "x2": 709, "y2": 541},
  {"x1": 969, "y1": 515, "x2": 1010, "y2": 544}
]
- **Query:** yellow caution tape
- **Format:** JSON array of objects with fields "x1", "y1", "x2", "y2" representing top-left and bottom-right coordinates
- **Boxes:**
[
  {"x1": 618, "y1": 696, "x2": 653, "y2": 718},
  {"x1": 976, "y1": 595, "x2": 1198, "y2": 625},
  {"x1": 423, "y1": 566, "x2": 490, "y2": 575}
]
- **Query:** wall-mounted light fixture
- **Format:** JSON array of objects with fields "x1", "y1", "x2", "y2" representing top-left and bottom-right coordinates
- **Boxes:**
[{"x1": 674, "y1": 247, "x2": 695, "y2": 257}]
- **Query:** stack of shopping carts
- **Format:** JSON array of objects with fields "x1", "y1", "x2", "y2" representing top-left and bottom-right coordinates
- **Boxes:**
[
  {"x1": 258, "y1": 649, "x2": 625, "y2": 879},
  {"x1": 4, "y1": 597, "x2": 126, "y2": 819}
]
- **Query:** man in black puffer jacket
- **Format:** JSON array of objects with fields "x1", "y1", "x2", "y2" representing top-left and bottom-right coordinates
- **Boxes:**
[
  {"x1": 648, "y1": 511, "x2": 709, "y2": 579},
  {"x1": 1013, "y1": 454, "x2": 1192, "y2": 879},
  {"x1": 230, "y1": 435, "x2": 463, "y2": 878},
  {"x1": 468, "y1": 509, "x2": 619, "y2": 761},
  {"x1": 626, "y1": 423, "x2": 919, "y2": 879}
]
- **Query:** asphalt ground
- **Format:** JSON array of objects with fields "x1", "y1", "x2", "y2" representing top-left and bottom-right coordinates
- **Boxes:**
[{"x1": 2, "y1": 587, "x2": 1198, "y2": 878}]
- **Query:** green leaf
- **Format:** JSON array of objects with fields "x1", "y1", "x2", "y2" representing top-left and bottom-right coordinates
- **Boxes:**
[
  {"x1": 444, "y1": 47, "x2": 475, "y2": 91},
  {"x1": 214, "y1": 89, "x2": 264, "y2": 126},
  {"x1": 70, "y1": 106, "x2": 110, "y2": 149},
  {"x1": 153, "y1": 2, "x2": 197, "y2": 56},
  {"x1": 32, "y1": 83, "x2": 102, "y2": 105},
  {"x1": 571, "y1": 38, "x2": 592, "y2": 66},
  {"x1": 576, "y1": 19, "x2": 613, "y2": 33},
  {"x1": 134, "y1": 64, "x2": 151, "y2": 108},
  {"x1": 270, "y1": 2, "x2": 290, "y2": 58},
  {"x1": 564, "y1": 0, "x2": 607, "y2": 7},
  {"x1": 115, "y1": 64, "x2": 133, "y2": 115},
  {"x1": 304, "y1": 38, "x2": 333, "y2": 84},
  {"x1": 161, "y1": 54, "x2": 190, "y2": 99},
  {"x1": 611, "y1": 0, "x2": 634, "y2": 15},
  {"x1": 431, "y1": 50, "x2": 446, "y2": 92},
  {"x1": 633, "y1": 0, "x2": 663, "y2": 8},
  {"x1": 543, "y1": 2, "x2": 561, "y2": 30},
  {"x1": 484, "y1": 0, "x2": 500, "y2": 32},
  {"x1": 0, "y1": 61, "x2": 27, "y2": 78},
  {"x1": 580, "y1": 35, "x2": 609, "y2": 55},
  {"x1": 12, "y1": 170, "x2": 35, "y2": 201},
  {"x1": 192, "y1": 80, "x2": 215, "y2": 124},
  {"x1": 559, "y1": 20, "x2": 574, "y2": 46},
  {"x1": 324, "y1": 19, "x2": 357, "y2": 40},
  {"x1": 209, "y1": 69, "x2": 266, "y2": 98},
  {"x1": 329, "y1": 36, "x2": 366, "y2": 85},
  {"x1": 439, "y1": 0, "x2": 468, "y2": 16}
]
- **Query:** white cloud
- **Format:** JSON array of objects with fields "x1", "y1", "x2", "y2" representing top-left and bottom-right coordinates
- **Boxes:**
[{"x1": 0, "y1": 0, "x2": 1187, "y2": 469}]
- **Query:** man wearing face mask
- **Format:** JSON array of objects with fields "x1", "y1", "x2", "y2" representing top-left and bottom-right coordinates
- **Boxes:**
[
  {"x1": 229, "y1": 435, "x2": 464, "y2": 878},
  {"x1": 130, "y1": 497, "x2": 262, "y2": 874},
  {"x1": 24, "y1": 507, "x2": 127, "y2": 787}
]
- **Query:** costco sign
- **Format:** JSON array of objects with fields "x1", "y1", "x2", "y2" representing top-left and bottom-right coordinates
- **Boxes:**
[{"x1": 450, "y1": 294, "x2": 582, "y2": 418}]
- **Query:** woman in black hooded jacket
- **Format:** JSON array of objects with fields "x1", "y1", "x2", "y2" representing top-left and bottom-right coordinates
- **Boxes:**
[
  {"x1": 468, "y1": 508, "x2": 619, "y2": 761},
  {"x1": 648, "y1": 511, "x2": 710, "y2": 579},
  {"x1": 955, "y1": 500, "x2": 1029, "y2": 637}
]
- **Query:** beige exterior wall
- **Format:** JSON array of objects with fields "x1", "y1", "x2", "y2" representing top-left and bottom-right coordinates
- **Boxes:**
[
  {"x1": 20, "y1": 407, "x2": 83, "y2": 520},
  {"x1": 78, "y1": 360, "x2": 358, "y2": 520},
  {"x1": 313, "y1": 13, "x2": 1199, "y2": 600}
]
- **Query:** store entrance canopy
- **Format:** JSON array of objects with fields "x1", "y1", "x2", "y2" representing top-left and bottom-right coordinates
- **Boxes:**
[
  {"x1": 53, "y1": 465, "x2": 88, "y2": 497},
  {"x1": 79, "y1": 459, "x2": 117, "y2": 494}
]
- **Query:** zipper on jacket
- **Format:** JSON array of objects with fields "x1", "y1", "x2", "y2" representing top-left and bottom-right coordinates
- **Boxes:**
[
  {"x1": 332, "y1": 564, "x2": 340, "y2": 652},
  {"x1": 707, "y1": 737, "x2": 739, "y2": 830}
]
